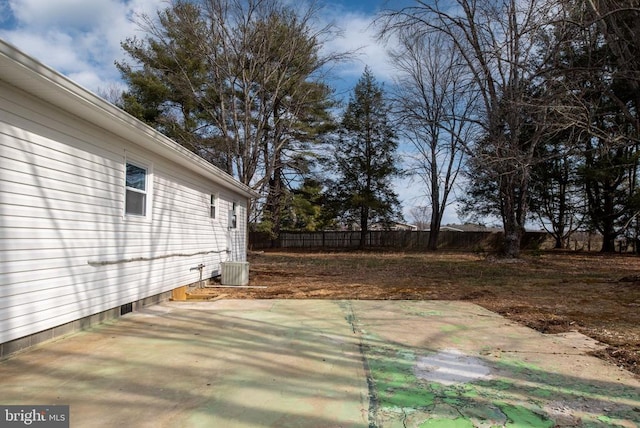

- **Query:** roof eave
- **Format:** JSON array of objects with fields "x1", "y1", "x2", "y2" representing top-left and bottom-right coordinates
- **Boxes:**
[{"x1": 0, "y1": 40, "x2": 258, "y2": 200}]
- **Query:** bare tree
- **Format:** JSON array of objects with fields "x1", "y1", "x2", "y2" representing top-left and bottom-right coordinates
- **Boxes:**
[
  {"x1": 389, "y1": 30, "x2": 475, "y2": 250},
  {"x1": 96, "y1": 83, "x2": 125, "y2": 107},
  {"x1": 118, "y1": 0, "x2": 351, "y2": 231},
  {"x1": 379, "y1": 0, "x2": 567, "y2": 257},
  {"x1": 408, "y1": 205, "x2": 431, "y2": 231}
]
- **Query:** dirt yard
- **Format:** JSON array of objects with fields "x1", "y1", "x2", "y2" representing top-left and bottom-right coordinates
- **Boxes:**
[{"x1": 195, "y1": 250, "x2": 640, "y2": 377}]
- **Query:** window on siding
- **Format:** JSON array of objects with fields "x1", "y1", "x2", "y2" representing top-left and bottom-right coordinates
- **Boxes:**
[
  {"x1": 229, "y1": 201, "x2": 237, "y2": 229},
  {"x1": 125, "y1": 162, "x2": 147, "y2": 216},
  {"x1": 210, "y1": 194, "x2": 217, "y2": 219}
]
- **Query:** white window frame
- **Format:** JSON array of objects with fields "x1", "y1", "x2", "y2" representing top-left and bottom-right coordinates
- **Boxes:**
[
  {"x1": 124, "y1": 157, "x2": 152, "y2": 220},
  {"x1": 229, "y1": 201, "x2": 238, "y2": 229},
  {"x1": 209, "y1": 193, "x2": 218, "y2": 219}
]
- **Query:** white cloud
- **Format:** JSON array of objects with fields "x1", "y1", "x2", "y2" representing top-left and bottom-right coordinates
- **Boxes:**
[
  {"x1": 2, "y1": 0, "x2": 392, "y2": 97},
  {"x1": 318, "y1": 6, "x2": 396, "y2": 98},
  {"x1": 9, "y1": 0, "x2": 120, "y2": 30}
]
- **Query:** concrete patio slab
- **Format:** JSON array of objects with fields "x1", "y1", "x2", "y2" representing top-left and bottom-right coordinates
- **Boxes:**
[{"x1": 0, "y1": 300, "x2": 639, "y2": 427}]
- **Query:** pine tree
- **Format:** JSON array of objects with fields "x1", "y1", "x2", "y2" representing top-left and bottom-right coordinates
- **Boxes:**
[
  {"x1": 329, "y1": 68, "x2": 402, "y2": 248},
  {"x1": 116, "y1": 0, "x2": 345, "y2": 233}
]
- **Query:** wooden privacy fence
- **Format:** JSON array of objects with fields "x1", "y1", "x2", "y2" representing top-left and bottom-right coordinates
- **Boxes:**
[{"x1": 249, "y1": 230, "x2": 548, "y2": 251}]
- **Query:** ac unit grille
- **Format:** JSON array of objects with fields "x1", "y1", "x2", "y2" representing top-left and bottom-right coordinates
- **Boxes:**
[{"x1": 220, "y1": 262, "x2": 249, "y2": 286}]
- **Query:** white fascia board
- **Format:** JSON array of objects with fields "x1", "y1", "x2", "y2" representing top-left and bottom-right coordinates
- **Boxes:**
[{"x1": 0, "y1": 39, "x2": 258, "y2": 200}]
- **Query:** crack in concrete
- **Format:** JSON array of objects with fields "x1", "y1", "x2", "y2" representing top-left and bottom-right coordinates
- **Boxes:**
[
  {"x1": 341, "y1": 302, "x2": 379, "y2": 428},
  {"x1": 401, "y1": 408, "x2": 409, "y2": 428}
]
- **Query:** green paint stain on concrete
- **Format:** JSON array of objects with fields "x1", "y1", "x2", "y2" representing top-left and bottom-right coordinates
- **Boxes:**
[
  {"x1": 366, "y1": 344, "x2": 582, "y2": 428},
  {"x1": 361, "y1": 320, "x2": 639, "y2": 428},
  {"x1": 494, "y1": 358, "x2": 542, "y2": 374},
  {"x1": 531, "y1": 388, "x2": 553, "y2": 398},
  {"x1": 369, "y1": 345, "x2": 511, "y2": 417},
  {"x1": 380, "y1": 387, "x2": 436, "y2": 409},
  {"x1": 476, "y1": 379, "x2": 513, "y2": 391},
  {"x1": 460, "y1": 386, "x2": 479, "y2": 399},
  {"x1": 497, "y1": 403, "x2": 553, "y2": 427},
  {"x1": 442, "y1": 397, "x2": 464, "y2": 406},
  {"x1": 583, "y1": 417, "x2": 628, "y2": 428},
  {"x1": 596, "y1": 415, "x2": 628, "y2": 426},
  {"x1": 424, "y1": 311, "x2": 443, "y2": 316},
  {"x1": 419, "y1": 417, "x2": 474, "y2": 427},
  {"x1": 441, "y1": 389, "x2": 465, "y2": 406},
  {"x1": 439, "y1": 324, "x2": 463, "y2": 333},
  {"x1": 369, "y1": 347, "x2": 437, "y2": 410},
  {"x1": 398, "y1": 349, "x2": 415, "y2": 359}
]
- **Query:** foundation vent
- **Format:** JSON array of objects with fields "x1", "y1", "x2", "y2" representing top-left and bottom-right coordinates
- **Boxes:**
[
  {"x1": 220, "y1": 261, "x2": 249, "y2": 286},
  {"x1": 120, "y1": 303, "x2": 133, "y2": 315}
]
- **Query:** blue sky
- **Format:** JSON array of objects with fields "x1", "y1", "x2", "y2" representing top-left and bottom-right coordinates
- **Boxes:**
[
  {"x1": 0, "y1": 0, "x2": 392, "y2": 95},
  {"x1": 0, "y1": 0, "x2": 461, "y2": 225}
]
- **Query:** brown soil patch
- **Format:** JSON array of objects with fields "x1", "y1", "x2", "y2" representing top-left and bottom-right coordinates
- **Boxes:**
[{"x1": 191, "y1": 250, "x2": 640, "y2": 377}]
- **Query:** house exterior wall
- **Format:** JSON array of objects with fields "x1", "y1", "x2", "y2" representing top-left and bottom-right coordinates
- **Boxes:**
[{"x1": 0, "y1": 80, "x2": 248, "y2": 345}]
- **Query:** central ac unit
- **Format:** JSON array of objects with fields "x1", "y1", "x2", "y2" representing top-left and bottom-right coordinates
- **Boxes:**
[{"x1": 220, "y1": 261, "x2": 249, "y2": 286}]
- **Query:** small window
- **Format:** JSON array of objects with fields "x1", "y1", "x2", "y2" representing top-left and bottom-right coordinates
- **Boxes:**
[
  {"x1": 125, "y1": 162, "x2": 147, "y2": 216},
  {"x1": 210, "y1": 194, "x2": 216, "y2": 219},
  {"x1": 229, "y1": 201, "x2": 237, "y2": 229}
]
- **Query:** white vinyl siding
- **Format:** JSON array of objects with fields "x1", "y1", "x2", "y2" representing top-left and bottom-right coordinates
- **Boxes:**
[{"x1": 0, "y1": 80, "x2": 248, "y2": 344}]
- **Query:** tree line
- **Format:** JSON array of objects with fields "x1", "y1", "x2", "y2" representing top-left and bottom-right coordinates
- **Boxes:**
[{"x1": 114, "y1": 0, "x2": 640, "y2": 256}]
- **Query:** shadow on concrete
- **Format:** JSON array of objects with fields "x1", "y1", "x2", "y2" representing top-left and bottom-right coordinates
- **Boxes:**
[
  {"x1": 0, "y1": 301, "x2": 372, "y2": 427},
  {"x1": 0, "y1": 300, "x2": 638, "y2": 427}
]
